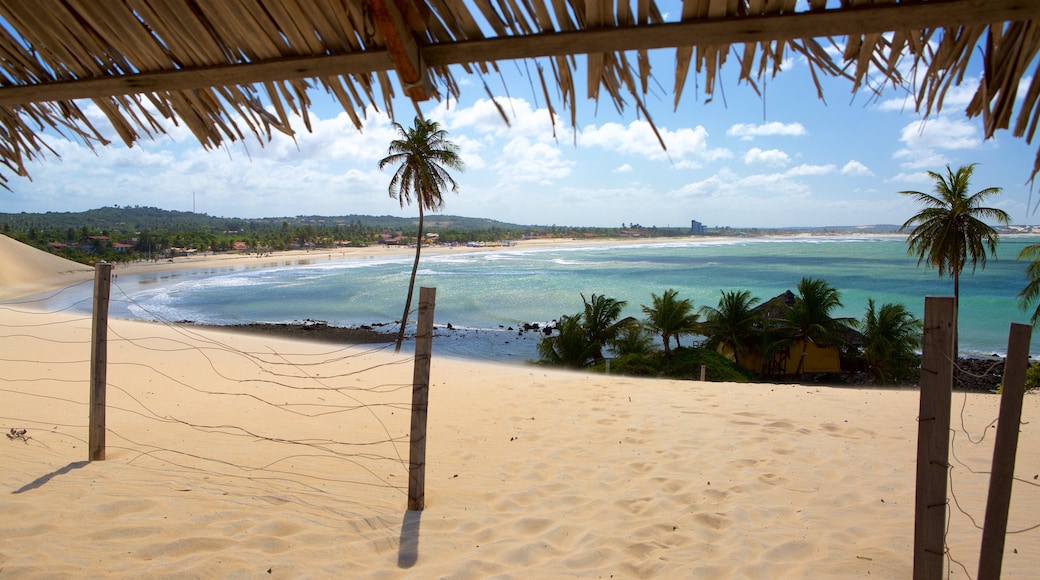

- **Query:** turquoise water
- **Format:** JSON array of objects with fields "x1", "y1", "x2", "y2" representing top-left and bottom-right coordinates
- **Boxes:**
[{"x1": 59, "y1": 236, "x2": 1040, "y2": 361}]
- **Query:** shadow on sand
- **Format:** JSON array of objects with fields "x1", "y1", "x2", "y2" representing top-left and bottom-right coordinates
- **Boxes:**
[
  {"x1": 13, "y1": 460, "x2": 88, "y2": 494},
  {"x1": 397, "y1": 510, "x2": 422, "y2": 568}
]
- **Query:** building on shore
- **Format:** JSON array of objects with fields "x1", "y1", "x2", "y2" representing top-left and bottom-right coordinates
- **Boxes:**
[{"x1": 690, "y1": 220, "x2": 707, "y2": 235}]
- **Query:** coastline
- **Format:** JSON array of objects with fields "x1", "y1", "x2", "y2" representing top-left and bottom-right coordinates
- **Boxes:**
[
  {"x1": 4, "y1": 231, "x2": 914, "y2": 301},
  {"x1": 2, "y1": 232, "x2": 1039, "y2": 576},
  {"x1": 4, "y1": 231, "x2": 1012, "y2": 391}
]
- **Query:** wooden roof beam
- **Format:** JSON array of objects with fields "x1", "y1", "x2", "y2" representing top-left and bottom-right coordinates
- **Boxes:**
[
  {"x1": 0, "y1": 0, "x2": 1035, "y2": 107},
  {"x1": 364, "y1": 0, "x2": 434, "y2": 101}
]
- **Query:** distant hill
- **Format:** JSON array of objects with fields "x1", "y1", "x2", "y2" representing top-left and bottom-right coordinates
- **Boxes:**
[
  {"x1": 3, "y1": 207, "x2": 1028, "y2": 236},
  {"x1": 0, "y1": 206, "x2": 535, "y2": 233}
]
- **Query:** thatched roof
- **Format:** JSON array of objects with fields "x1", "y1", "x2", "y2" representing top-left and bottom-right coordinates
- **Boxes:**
[{"x1": 0, "y1": 1, "x2": 1038, "y2": 189}]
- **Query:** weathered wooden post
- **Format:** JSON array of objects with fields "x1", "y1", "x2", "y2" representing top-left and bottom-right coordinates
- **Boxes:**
[
  {"x1": 914, "y1": 296, "x2": 955, "y2": 580},
  {"x1": 88, "y1": 262, "x2": 113, "y2": 461},
  {"x1": 408, "y1": 287, "x2": 435, "y2": 511},
  {"x1": 978, "y1": 322, "x2": 1032, "y2": 580}
]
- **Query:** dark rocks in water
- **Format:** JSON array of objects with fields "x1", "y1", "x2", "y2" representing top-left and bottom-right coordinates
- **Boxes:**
[
  {"x1": 206, "y1": 321, "x2": 395, "y2": 345},
  {"x1": 447, "y1": 322, "x2": 454, "y2": 330}
]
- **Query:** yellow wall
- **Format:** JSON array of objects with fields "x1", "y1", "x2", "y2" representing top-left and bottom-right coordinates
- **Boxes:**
[{"x1": 734, "y1": 340, "x2": 842, "y2": 375}]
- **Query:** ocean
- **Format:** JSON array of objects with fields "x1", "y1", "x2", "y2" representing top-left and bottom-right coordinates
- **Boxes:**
[{"x1": 45, "y1": 236, "x2": 1040, "y2": 362}]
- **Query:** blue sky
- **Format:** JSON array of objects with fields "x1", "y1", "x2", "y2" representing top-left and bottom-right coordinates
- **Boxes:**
[{"x1": 3, "y1": 31, "x2": 1038, "y2": 228}]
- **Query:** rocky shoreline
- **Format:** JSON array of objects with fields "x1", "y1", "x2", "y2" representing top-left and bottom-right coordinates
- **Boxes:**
[
  {"x1": 953, "y1": 357, "x2": 1006, "y2": 393},
  {"x1": 200, "y1": 319, "x2": 398, "y2": 345}
]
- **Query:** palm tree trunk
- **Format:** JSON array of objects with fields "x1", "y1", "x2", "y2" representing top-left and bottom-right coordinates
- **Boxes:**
[
  {"x1": 795, "y1": 339, "x2": 808, "y2": 376},
  {"x1": 395, "y1": 205, "x2": 425, "y2": 353}
]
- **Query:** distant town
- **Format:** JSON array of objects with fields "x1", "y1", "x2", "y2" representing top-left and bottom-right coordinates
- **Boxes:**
[{"x1": 2, "y1": 206, "x2": 1038, "y2": 266}]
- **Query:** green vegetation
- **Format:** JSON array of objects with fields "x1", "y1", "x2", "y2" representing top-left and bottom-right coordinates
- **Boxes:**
[
  {"x1": 539, "y1": 282, "x2": 923, "y2": 386},
  {"x1": 1016, "y1": 243, "x2": 1040, "y2": 324},
  {"x1": 536, "y1": 294, "x2": 636, "y2": 368},
  {"x1": 783, "y1": 277, "x2": 856, "y2": 376},
  {"x1": 641, "y1": 288, "x2": 699, "y2": 355},
  {"x1": 698, "y1": 289, "x2": 760, "y2": 369},
  {"x1": 0, "y1": 206, "x2": 709, "y2": 266},
  {"x1": 379, "y1": 117, "x2": 464, "y2": 352},
  {"x1": 899, "y1": 163, "x2": 1010, "y2": 355},
  {"x1": 605, "y1": 348, "x2": 753, "y2": 383},
  {"x1": 996, "y1": 362, "x2": 1040, "y2": 394},
  {"x1": 857, "y1": 299, "x2": 922, "y2": 385}
]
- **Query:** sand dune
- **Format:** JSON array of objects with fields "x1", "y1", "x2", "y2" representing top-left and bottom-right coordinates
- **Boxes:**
[
  {"x1": 1, "y1": 234, "x2": 1038, "y2": 577},
  {"x1": 0, "y1": 234, "x2": 93, "y2": 299}
]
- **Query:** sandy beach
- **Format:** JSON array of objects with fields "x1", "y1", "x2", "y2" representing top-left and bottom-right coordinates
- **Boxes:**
[{"x1": 2, "y1": 233, "x2": 1038, "y2": 577}]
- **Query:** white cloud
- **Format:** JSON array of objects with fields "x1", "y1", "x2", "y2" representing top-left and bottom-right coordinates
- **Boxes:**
[
  {"x1": 899, "y1": 116, "x2": 980, "y2": 150},
  {"x1": 491, "y1": 136, "x2": 573, "y2": 189},
  {"x1": 785, "y1": 163, "x2": 835, "y2": 177},
  {"x1": 841, "y1": 160, "x2": 874, "y2": 176},
  {"x1": 889, "y1": 116, "x2": 983, "y2": 176},
  {"x1": 438, "y1": 97, "x2": 560, "y2": 142},
  {"x1": 579, "y1": 119, "x2": 731, "y2": 168},
  {"x1": 892, "y1": 147, "x2": 948, "y2": 170},
  {"x1": 886, "y1": 171, "x2": 935, "y2": 185},
  {"x1": 726, "y1": 121, "x2": 807, "y2": 140},
  {"x1": 744, "y1": 147, "x2": 790, "y2": 166},
  {"x1": 614, "y1": 163, "x2": 633, "y2": 173}
]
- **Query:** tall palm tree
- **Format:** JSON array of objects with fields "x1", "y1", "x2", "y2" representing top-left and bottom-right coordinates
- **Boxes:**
[
  {"x1": 784, "y1": 277, "x2": 854, "y2": 376},
  {"x1": 899, "y1": 163, "x2": 1009, "y2": 356},
  {"x1": 1016, "y1": 243, "x2": 1040, "y2": 324},
  {"x1": 641, "y1": 288, "x2": 699, "y2": 355},
  {"x1": 858, "y1": 299, "x2": 922, "y2": 385},
  {"x1": 378, "y1": 117, "x2": 463, "y2": 352},
  {"x1": 581, "y1": 293, "x2": 635, "y2": 363},
  {"x1": 698, "y1": 289, "x2": 761, "y2": 368}
]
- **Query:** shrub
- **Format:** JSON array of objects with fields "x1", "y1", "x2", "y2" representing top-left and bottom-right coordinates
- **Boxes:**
[
  {"x1": 603, "y1": 353, "x2": 659, "y2": 377},
  {"x1": 659, "y1": 347, "x2": 752, "y2": 382},
  {"x1": 997, "y1": 361, "x2": 1040, "y2": 394}
]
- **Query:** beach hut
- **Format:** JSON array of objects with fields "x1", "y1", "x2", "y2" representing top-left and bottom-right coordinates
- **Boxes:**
[
  {"x1": 0, "y1": 2, "x2": 1036, "y2": 187},
  {"x1": 722, "y1": 290, "x2": 859, "y2": 378}
]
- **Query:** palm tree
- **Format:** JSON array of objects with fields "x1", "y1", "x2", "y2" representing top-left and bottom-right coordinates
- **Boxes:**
[
  {"x1": 641, "y1": 288, "x2": 699, "y2": 355},
  {"x1": 581, "y1": 293, "x2": 635, "y2": 363},
  {"x1": 610, "y1": 325, "x2": 656, "y2": 357},
  {"x1": 1017, "y1": 243, "x2": 1040, "y2": 323},
  {"x1": 538, "y1": 295, "x2": 634, "y2": 367},
  {"x1": 858, "y1": 299, "x2": 922, "y2": 385},
  {"x1": 784, "y1": 277, "x2": 854, "y2": 376},
  {"x1": 698, "y1": 289, "x2": 761, "y2": 368},
  {"x1": 537, "y1": 314, "x2": 593, "y2": 368},
  {"x1": 899, "y1": 163, "x2": 1009, "y2": 355},
  {"x1": 378, "y1": 117, "x2": 464, "y2": 352}
]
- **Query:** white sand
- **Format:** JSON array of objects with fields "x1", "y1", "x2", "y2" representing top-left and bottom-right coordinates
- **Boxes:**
[{"x1": 1, "y1": 234, "x2": 1038, "y2": 577}]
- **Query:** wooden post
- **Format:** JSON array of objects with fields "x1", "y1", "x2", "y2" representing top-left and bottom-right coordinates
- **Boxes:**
[
  {"x1": 700, "y1": 364, "x2": 706, "y2": 381},
  {"x1": 914, "y1": 296, "x2": 955, "y2": 580},
  {"x1": 88, "y1": 262, "x2": 113, "y2": 461},
  {"x1": 407, "y1": 287, "x2": 435, "y2": 511},
  {"x1": 978, "y1": 322, "x2": 1032, "y2": 580}
]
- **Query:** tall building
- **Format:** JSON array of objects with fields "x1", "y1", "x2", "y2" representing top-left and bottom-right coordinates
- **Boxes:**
[{"x1": 690, "y1": 220, "x2": 706, "y2": 235}]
